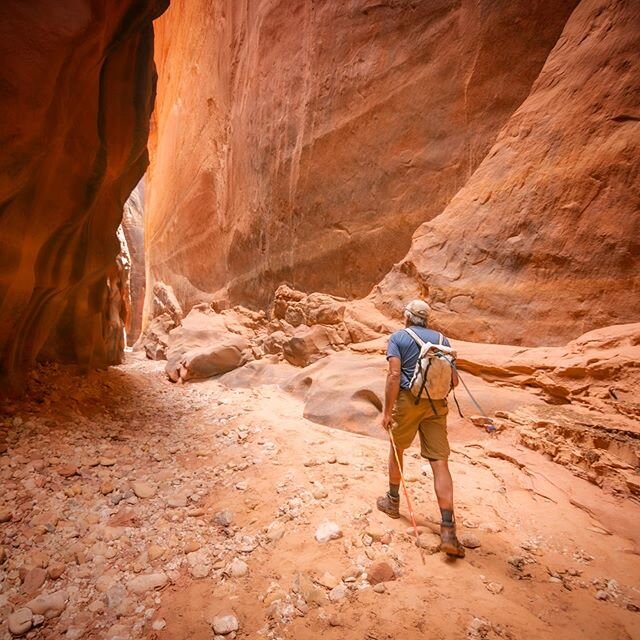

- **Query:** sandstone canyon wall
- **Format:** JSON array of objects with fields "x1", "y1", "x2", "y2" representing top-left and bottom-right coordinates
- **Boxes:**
[
  {"x1": 374, "y1": 0, "x2": 640, "y2": 345},
  {"x1": 122, "y1": 180, "x2": 147, "y2": 345},
  {"x1": 0, "y1": 1, "x2": 168, "y2": 388},
  {"x1": 145, "y1": 0, "x2": 579, "y2": 319}
]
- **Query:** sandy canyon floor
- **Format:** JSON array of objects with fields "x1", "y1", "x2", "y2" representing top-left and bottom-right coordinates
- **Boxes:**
[{"x1": 0, "y1": 354, "x2": 639, "y2": 640}]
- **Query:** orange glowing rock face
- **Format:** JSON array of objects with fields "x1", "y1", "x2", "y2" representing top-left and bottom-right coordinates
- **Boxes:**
[
  {"x1": 0, "y1": 1, "x2": 168, "y2": 387},
  {"x1": 373, "y1": 0, "x2": 640, "y2": 346},
  {"x1": 144, "y1": 0, "x2": 579, "y2": 319}
]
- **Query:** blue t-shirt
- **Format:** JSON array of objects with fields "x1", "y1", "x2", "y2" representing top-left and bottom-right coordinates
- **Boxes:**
[{"x1": 387, "y1": 326, "x2": 451, "y2": 389}]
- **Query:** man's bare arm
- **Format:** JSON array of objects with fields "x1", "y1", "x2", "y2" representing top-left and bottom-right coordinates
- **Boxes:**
[{"x1": 382, "y1": 357, "x2": 401, "y2": 430}]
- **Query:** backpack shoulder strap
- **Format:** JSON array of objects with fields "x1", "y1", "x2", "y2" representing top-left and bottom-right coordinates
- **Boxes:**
[
  {"x1": 404, "y1": 327, "x2": 425, "y2": 347},
  {"x1": 438, "y1": 332, "x2": 443, "y2": 346}
]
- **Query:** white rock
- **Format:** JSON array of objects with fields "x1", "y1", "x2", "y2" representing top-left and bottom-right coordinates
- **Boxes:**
[
  {"x1": 312, "y1": 485, "x2": 328, "y2": 500},
  {"x1": 187, "y1": 549, "x2": 212, "y2": 579},
  {"x1": 266, "y1": 520, "x2": 286, "y2": 542},
  {"x1": 315, "y1": 522, "x2": 343, "y2": 543},
  {"x1": 461, "y1": 533, "x2": 482, "y2": 549},
  {"x1": 328, "y1": 584, "x2": 348, "y2": 602},
  {"x1": 105, "y1": 584, "x2": 127, "y2": 609},
  {"x1": 166, "y1": 493, "x2": 188, "y2": 508},
  {"x1": 316, "y1": 572, "x2": 340, "y2": 589},
  {"x1": 25, "y1": 590, "x2": 67, "y2": 618},
  {"x1": 131, "y1": 481, "x2": 156, "y2": 499},
  {"x1": 213, "y1": 511, "x2": 233, "y2": 527},
  {"x1": 212, "y1": 613, "x2": 239, "y2": 635},
  {"x1": 237, "y1": 536, "x2": 258, "y2": 553},
  {"x1": 32, "y1": 615, "x2": 45, "y2": 627},
  {"x1": 106, "y1": 623, "x2": 130, "y2": 640},
  {"x1": 127, "y1": 572, "x2": 168, "y2": 594},
  {"x1": 228, "y1": 558, "x2": 248, "y2": 578},
  {"x1": 8, "y1": 608, "x2": 33, "y2": 636}
]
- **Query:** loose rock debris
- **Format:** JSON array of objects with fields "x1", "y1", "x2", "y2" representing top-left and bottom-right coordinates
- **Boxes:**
[{"x1": 0, "y1": 357, "x2": 638, "y2": 639}]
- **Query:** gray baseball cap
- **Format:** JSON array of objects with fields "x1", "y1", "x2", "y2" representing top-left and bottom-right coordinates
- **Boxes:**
[{"x1": 404, "y1": 299, "x2": 431, "y2": 319}]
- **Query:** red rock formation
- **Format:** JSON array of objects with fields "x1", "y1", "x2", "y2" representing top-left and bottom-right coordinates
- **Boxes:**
[
  {"x1": 374, "y1": 0, "x2": 640, "y2": 345},
  {"x1": 145, "y1": 0, "x2": 578, "y2": 316},
  {"x1": 0, "y1": 1, "x2": 168, "y2": 389},
  {"x1": 121, "y1": 180, "x2": 146, "y2": 345}
]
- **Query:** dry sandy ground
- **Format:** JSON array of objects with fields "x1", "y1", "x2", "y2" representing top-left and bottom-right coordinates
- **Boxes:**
[{"x1": 0, "y1": 354, "x2": 638, "y2": 640}]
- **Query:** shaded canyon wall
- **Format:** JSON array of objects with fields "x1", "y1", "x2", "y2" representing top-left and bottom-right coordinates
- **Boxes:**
[
  {"x1": 0, "y1": 1, "x2": 168, "y2": 387},
  {"x1": 145, "y1": 0, "x2": 579, "y2": 320}
]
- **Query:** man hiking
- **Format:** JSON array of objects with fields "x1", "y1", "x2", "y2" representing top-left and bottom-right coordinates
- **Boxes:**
[{"x1": 377, "y1": 299, "x2": 465, "y2": 558}]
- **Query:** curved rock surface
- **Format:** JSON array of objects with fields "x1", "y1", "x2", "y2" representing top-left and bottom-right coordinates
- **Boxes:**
[
  {"x1": 163, "y1": 305, "x2": 264, "y2": 382},
  {"x1": 374, "y1": 0, "x2": 640, "y2": 345},
  {"x1": 145, "y1": 0, "x2": 578, "y2": 314},
  {"x1": 121, "y1": 181, "x2": 146, "y2": 345},
  {"x1": 0, "y1": 0, "x2": 168, "y2": 389}
]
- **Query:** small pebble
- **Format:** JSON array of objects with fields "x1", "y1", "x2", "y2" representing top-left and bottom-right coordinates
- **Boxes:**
[{"x1": 212, "y1": 613, "x2": 239, "y2": 635}]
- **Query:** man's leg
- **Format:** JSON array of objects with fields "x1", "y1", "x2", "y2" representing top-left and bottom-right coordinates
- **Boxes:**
[
  {"x1": 388, "y1": 443, "x2": 404, "y2": 494},
  {"x1": 376, "y1": 444, "x2": 404, "y2": 518},
  {"x1": 428, "y1": 459, "x2": 453, "y2": 512},
  {"x1": 429, "y1": 458, "x2": 464, "y2": 556},
  {"x1": 377, "y1": 393, "x2": 418, "y2": 519},
  {"x1": 419, "y1": 410, "x2": 465, "y2": 558}
]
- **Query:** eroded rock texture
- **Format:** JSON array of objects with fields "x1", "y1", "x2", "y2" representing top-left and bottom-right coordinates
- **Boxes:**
[
  {"x1": 374, "y1": 0, "x2": 640, "y2": 345},
  {"x1": 121, "y1": 180, "x2": 146, "y2": 345},
  {"x1": 145, "y1": 0, "x2": 578, "y2": 315},
  {"x1": 0, "y1": 1, "x2": 168, "y2": 388}
]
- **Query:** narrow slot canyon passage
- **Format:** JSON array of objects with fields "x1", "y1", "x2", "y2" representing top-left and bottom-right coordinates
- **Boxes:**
[{"x1": 1, "y1": 1, "x2": 639, "y2": 639}]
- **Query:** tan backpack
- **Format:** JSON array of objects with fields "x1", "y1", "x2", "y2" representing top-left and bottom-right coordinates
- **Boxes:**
[{"x1": 404, "y1": 328, "x2": 457, "y2": 411}]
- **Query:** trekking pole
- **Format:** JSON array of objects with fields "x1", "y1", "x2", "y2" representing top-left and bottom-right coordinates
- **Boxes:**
[
  {"x1": 388, "y1": 430, "x2": 426, "y2": 565},
  {"x1": 453, "y1": 366, "x2": 496, "y2": 434}
]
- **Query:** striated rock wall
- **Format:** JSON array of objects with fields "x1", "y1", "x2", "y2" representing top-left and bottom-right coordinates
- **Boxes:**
[
  {"x1": 374, "y1": 0, "x2": 640, "y2": 345},
  {"x1": 122, "y1": 180, "x2": 146, "y2": 345},
  {"x1": 145, "y1": 0, "x2": 578, "y2": 317},
  {"x1": 0, "y1": 1, "x2": 168, "y2": 388}
]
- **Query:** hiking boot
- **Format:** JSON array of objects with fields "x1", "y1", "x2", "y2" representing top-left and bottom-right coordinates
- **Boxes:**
[
  {"x1": 376, "y1": 493, "x2": 400, "y2": 519},
  {"x1": 440, "y1": 523, "x2": 465, "y2": 558}
]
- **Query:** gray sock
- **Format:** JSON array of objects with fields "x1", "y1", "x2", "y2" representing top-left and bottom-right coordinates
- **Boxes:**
[
  {"x1": 389, "y1": 484, "x2": 400, "y2": 499},
  {"x1": 441, "y1": 508, "x2": 454, "y2": 526}
]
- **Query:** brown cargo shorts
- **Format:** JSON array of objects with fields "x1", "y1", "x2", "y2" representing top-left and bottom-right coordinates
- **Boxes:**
[{"x1": 390, "y1": 390, "x2": 450, "y2": 460}]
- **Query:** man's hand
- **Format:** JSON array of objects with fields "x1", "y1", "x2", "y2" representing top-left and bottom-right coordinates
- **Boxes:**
[{"x1": 381, "y1": 412, "x2": 393, "y2": 431}]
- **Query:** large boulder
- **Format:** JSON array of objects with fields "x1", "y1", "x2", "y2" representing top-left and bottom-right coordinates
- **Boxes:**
[
  {"x1": 151, "y1": 282, "x2": 184, "y2": 327},
  {"x1": 163, "y1": 305, "x2": 260, "y2": 382},
  {"x1": 166, "y1": 334, "x2": 251, "y2": 383},
  {"x1": 283, "y1": 352, "x2": 385, "y2": 436},
  {"x1": 138, "y1": 314, "x2": 177, "y2": 361},
  {"x1": 273, "y1": 285, "x2": 346, "y2": 328},
  {"x1": 281, "y1": 324, "x2": 349, "y2": 368}
]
